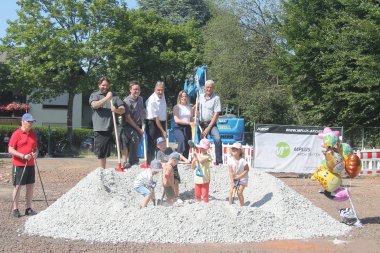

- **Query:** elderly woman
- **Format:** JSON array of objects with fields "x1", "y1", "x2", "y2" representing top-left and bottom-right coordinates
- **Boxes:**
[{"x1": 172, "y1": 90, "x2": 194, "y2": 158}]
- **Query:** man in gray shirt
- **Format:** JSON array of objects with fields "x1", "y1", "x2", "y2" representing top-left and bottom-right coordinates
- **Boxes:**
[
  {"x1": 89, "y1": 77, "x2": 125, "y2": 169},
  {"x1": 122, "y1": 80, "x2": 146, "y2": 167},
  {"x1": 198, "y1": 79, "x2": 223, "y2": 165}
]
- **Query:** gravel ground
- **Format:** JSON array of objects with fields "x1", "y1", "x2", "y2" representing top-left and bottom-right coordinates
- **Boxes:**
[
  {"x1": 0, "y1": 158, "x2": 379, "y2": 253},
  {"x1": 24, "y1": 165, "x2": 350, "y2": 243}
]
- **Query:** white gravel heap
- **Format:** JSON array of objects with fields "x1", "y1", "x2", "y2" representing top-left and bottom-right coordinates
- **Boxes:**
[{"x1": 24, "y1": 165, "x2": 351, "y2": 243}]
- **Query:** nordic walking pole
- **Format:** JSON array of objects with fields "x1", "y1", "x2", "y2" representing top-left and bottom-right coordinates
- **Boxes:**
[
  {"x1": 111, "y1": 99, "x2": 123, "y2": 172},
  {"x1": 34, "y1": 159, "x2": 48, "y2": 207},
  {"x1": 140, "y1": 123, "x2": 150, "y2": 169},
  {"x1": 9, "y1": 161, "x2": 28, "y2": 217},
  {"x1": 165, "y1": 120, "x2": 169, "y2": 147}
]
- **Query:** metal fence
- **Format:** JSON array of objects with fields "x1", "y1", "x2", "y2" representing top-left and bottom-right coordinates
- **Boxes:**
[{"x1": 343, "y1": 127, "x2": 380, "y2": 150}]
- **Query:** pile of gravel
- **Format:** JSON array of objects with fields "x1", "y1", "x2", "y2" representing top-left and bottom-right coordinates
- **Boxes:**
[{"x1": 24, "y1": 165, "x2": 351, "y2": 243}]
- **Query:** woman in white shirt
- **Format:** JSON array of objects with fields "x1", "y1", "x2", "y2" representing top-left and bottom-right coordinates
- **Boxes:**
[{"x1": 172, "y1": 90, "x2": 194, "y2": 158}]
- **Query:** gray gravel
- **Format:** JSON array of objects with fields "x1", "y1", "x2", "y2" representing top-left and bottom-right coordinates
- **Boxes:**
[{"x1": 24, "y1": 165, "x2": 351, "y2": 243}]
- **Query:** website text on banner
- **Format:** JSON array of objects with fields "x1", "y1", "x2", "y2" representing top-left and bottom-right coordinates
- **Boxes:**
[{"x1": 254, "y1": 124, "x2": 342, "y2": 173}]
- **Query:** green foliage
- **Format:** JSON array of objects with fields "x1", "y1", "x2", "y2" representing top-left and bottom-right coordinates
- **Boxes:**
[
  {"x1": 0, "y1": 125, "x2": 19, "y2": 136},
  {"x1": 48, "y1": 127, "x2": 92, "y2": 147},
  {"x1": 280, "y1": 0, "x2": 380, "y2": 130},
  {"x1": 104, "y1": 9, "x2": 204, "y2": 103},
  {"x1": 203, "y1": 0, "x2": 295, "y2": 128},
  {"x1": 0, "y1": 59, "x2": 13, "y2": 91},
  {"x1": 0, "y1": 0, "x2": 124, "y2": 140},
  {"x1": 0, "y1": 125, "x2": 92, "y2": 148},
  {"x1": 138, "y1": 0, "x2": 210, "y2": 25},
  {"x1": 1, "y1": 0, "x2": 204, "y2": 121}
]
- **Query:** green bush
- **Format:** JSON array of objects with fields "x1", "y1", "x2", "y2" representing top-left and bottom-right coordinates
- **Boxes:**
[{"x1": 0, "y1": 125, "x2": 93, "y2": 149}]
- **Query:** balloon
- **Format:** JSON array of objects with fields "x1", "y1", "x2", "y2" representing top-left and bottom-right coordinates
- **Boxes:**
[
  {"x1": 319, "y1": 127, "x2": 340, "y2": 139},
  {"x1": 345, "y1": 153, "x2": 362, "y2": 178},
  {"x1": 340, "y1": 143, "x2": 352, "y2": 160},
  {"x1": 332, "y1": 131, "x2": 340, "y2": 137},
  {"x1": 320, "y1": 187, "x2": 349, "y2": 201},
  {"x1": 333, "y1": 187, "x2": 349, "y2": 201},
  {"x1": 318, "y1": 127, "x2": 332, "y2": 139},
  {"x1": 312, "y1": 164, "x2": 342, "y2": 192},
  {"x1": 323, "y1": 133, "x2": 338, "y2": 148},
  {"x1": 325, "y1": 149, "x2": 345, "y2": 174}
]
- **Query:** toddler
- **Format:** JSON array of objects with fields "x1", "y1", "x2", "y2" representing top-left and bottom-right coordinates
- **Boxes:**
[
  {"x1": 133, "y1": 159, "x2": 162, "y2": 208},
  {"x1": 227, "y1": 142, "x2": 249, "y2": 206},
  {"x1": 191, "y1": 138, "x2": 212, "y2": 202},
  {"x1": 162, "y1": 152, "x2": 181, "y2": 205},
  {"x1": 156, "y1": 137, "x2": 189, "y2": 199}
]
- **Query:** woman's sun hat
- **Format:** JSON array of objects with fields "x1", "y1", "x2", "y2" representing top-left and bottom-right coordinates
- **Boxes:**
[
  {"x1": 196, "y1": 138, "x2": 210, "y2": 149},
  {"x1": 231, "y1": 142, "x2": 242, "y2": 149}
]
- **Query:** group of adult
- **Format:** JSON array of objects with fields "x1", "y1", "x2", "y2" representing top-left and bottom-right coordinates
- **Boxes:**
[
  {"x1": 7, "y1": 76, "x2": 223, "y2": 218},
  {"x1": 89, "y1": 77, "x2": 224, "y2": 169}
]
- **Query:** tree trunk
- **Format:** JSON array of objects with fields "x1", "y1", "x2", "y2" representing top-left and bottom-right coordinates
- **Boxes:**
[{"x1": 67, "y1": 90, "x2": 75, "y2": 145}]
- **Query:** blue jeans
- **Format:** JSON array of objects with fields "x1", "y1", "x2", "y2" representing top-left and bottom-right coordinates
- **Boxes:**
[
  {"x1": 135, "y1": 186, "x2": 150, "y2": 197},
  {"x1": 198, "y1": 123, "x2": 223, "y2": 164},
  {"x1": 172, "y1": 124, "x2": 192, "y2": 158}
]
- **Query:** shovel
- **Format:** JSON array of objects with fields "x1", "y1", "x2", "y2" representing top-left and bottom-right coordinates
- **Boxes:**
[
  {"x1": 188, "y1": 140, "x2": 203, "y2": 177},
  {"x1": 140, "y1": 123, "x2": 150, "y2": 169},
  {"x1": 157, "y1": 189, "x2": 165, "y2": 206},
  {"x1": 232, "y1": 179, "x2": 240, "y2": 204},
  {"x1": 110, "y1": 100, "x2": 123, "y2": 172}
]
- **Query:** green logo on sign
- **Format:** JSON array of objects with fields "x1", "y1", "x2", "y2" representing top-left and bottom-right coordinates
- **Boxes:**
[{"x1": 276, "y1": 142, "x2": 290, "y2": 158}]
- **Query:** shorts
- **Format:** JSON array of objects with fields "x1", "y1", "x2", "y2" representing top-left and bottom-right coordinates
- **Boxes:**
[
  {"x1": 119, "y1": 127, "x2": 129, "y2": 150},
  {"x1": 134, "y1": 186, "x2": 151, "y2": 197},
  {"x1": 164, "y1": 186, "x2": 175, "y2": 199},
  {"x1": 94, "y1": 131, "x2": 114, "y2": 159},
  {"x1": 174, "y1": 166, "x2": 181, "y2": 184},
  {"x1": 13, "y1": 165, "x2": 35, "y2": 186}
]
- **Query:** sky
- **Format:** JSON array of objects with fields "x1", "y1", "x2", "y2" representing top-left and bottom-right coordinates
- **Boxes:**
[{"x1": 0, "y1": 0, "x2": 138, "y2": 38}]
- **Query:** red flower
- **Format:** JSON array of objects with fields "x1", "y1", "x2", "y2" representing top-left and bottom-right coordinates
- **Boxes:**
[{"x1": 0, "y1": 102, "x2": 31, "y2": 111}]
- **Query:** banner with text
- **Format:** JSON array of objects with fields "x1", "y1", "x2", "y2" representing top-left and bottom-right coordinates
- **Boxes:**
[{"x1": 254, "y1": 124, "x2": 342, "y2": 173}]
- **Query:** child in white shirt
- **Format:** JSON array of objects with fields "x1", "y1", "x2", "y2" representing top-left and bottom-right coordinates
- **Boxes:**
[
  {"x1": 227, "y1": 142, "x2": 249, "y2": 206},
  {"x1": 134, "y1": 159, "x2": 162, "y2": 208}
]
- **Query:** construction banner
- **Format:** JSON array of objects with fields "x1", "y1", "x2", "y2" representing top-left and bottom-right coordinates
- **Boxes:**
[{"x1": 254, "y1": 124, "x2": 342, "y2": 173}]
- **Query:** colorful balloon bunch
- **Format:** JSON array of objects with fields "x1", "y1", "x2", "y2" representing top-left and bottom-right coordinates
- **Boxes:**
[{"x1": 311, "y1": 127, "x2": 362, "y2": 201}]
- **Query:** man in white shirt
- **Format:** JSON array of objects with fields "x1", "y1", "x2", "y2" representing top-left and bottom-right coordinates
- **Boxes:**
[{"x1": 145, "y1": 81, "x2": 167, "y2": 165}]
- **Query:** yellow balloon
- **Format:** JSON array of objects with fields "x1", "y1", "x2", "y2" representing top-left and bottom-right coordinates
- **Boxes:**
[{"x1": 312, "y1": 164, "x2": 342, "y2": 192}]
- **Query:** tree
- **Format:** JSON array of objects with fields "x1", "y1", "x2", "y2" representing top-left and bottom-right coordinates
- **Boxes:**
[
  {"x1": 137, "y1": 0, "x2": 210, "y2": 25},
  {"x1": 203, "y1": 0, "x2": 295, "y2": 127},
  {"x1": 104, "y1": 9, "x2": 204, "y2": 104},
  {"x1": 280, "y1": 0, "x2": 380, "y2": 131},
  {"x1": 0, "y1": 53, "x2": 13, "y2": 91},
  {"x1": 0, "y1": 0, "x2": 124, "y2": 141}
]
